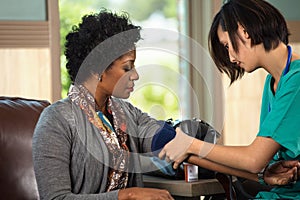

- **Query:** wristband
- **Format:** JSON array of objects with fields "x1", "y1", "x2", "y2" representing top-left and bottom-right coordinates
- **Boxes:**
[{"x1": 258, "y1": 170, "x2": 267, "y2": 185}]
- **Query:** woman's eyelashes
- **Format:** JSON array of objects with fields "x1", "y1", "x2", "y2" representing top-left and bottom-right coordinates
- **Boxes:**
[
  {"x1": 224, "y1": 43, "x2": 229, "y2": 50},
  {"x1": 124, "y1": 64, "x2": 135, "y2": 72}
]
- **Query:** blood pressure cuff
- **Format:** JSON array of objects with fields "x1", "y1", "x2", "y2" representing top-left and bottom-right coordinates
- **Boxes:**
[
  {"x1": 149, "y1": 118, "x2": 221, "y2": 179},
  {"x1": 151, "y1": 118, "x2": 220, "y2": 155},
  {"x1": 174, "y1": 118, "x2": 221, "y2": 144},
  {"x1": 151, "y1": 121, "x2": 176, "y2": 156}
]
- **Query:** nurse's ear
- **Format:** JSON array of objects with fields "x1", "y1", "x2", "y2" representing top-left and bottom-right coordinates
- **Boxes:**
[
  {"x1": 237, "y1": 23, "x2": 252, "y2": 49},
  {"x1": 238, "y1": 23, "x2": 250, "y2": 40}
]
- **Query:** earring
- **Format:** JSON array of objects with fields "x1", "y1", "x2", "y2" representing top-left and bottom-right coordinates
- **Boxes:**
[{"x1": 98, "y1": 74, "x2": 102, "y2": 82}]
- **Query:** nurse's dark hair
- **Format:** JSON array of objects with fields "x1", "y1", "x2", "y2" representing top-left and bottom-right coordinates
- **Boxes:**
[{"x1": 208, "y1": 0, "x2": 290, "y2": 84}]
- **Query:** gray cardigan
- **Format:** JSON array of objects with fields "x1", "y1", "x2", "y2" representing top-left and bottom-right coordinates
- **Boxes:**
[{"x1": 32, "y1": 97, "x2": 160, "y2": 200}]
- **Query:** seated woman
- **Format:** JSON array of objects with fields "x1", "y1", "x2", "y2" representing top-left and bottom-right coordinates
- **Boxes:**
[{"x1": 32, "y1": 9, "x2": 174, "y2": 200}]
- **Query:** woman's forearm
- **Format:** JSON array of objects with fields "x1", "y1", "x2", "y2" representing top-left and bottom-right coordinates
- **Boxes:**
[{"x1": 187, "y1": 155, "x2": 258, "y2": 181}]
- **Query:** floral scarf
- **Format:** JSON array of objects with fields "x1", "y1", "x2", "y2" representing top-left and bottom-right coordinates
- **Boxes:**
[{"x1": 68, "y1": 84, "x2": 129, "y2": 191}]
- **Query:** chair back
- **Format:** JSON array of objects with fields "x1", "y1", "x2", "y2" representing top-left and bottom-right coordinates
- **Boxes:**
[{"x1": 0, "y1": 97, "x2": 50, "y2": 200}]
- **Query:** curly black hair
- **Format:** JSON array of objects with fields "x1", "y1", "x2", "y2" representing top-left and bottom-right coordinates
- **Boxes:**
[{"x1": 65, "y1": 9, "x2": 141, "y2": 84}]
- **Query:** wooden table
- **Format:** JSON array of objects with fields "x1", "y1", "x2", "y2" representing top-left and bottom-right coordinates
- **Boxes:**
[{"x1": 143, "y1": 175, "x2": 225, "y2": 200}]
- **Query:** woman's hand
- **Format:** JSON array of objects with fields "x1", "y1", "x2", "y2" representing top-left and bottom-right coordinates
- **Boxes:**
[
  {"x1": 264, "y1": 160, "x2": 300, "y2": 185},
  {"x1": 118, "y1": 187, "x2": 174, "y2": 200},
  {"x1": 158, "y1": 127, "x2": 195, "y2": 169}
]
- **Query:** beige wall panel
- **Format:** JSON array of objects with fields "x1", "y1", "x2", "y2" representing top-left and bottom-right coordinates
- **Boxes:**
[
  {"x1": 0, "y1": 0, "x2": 60, "y2": 103},
  {"x1": 287, "y1": 21, "x2": 300, "y2": 43},
  {"x1": 0, "y1": 48, "x2": 52, "y2": 101},
  {"x1": 223, "y1": 69, "x2": 268, "y2": 145}
]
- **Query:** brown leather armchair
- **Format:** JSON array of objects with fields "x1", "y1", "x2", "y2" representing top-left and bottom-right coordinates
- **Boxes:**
[{"x1": 0, "y1": 97, "x2": 50, "y2": 200}]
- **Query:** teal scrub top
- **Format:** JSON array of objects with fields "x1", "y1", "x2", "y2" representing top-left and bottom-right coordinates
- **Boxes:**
[{"x1": 256, "y1": 60, "x2": 300, "y2": 199}]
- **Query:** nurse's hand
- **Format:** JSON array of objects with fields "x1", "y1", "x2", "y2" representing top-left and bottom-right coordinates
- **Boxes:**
[
  {"x1": 158, "y1": 127, "x2": 195, "y2": 169},
  {"x1": 264, "y1": 160, "x2": 300, "y2": 185}
]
